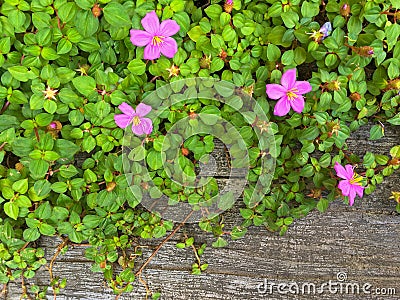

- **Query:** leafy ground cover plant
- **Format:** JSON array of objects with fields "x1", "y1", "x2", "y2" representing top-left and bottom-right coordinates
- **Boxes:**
[{"x1": 0, "y1": 0, "x2": 399, "y2": 298}]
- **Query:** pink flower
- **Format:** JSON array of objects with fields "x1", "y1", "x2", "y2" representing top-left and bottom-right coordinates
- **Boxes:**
[
  {"x1": 114, "y1": 102, "x2": 153, "y2": 136},
  {"x1": 130, "y1": 11, "x2": 180, "y2": 60},
  {"x1": 265, "y1": 69, "x2": 312, "y2": 116},
  {"x1": 334, "y1": 162, "x2": 364, "y2": 206}
]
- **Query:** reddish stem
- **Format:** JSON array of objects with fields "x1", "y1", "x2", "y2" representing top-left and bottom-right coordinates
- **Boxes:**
[{"x1": 0, "y1": 101, "x2": 10, "y2": 114}]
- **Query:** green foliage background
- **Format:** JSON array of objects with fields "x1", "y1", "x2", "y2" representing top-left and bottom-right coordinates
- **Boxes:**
[{"x1": 0, "y1": 0, "x2": 399, "y2": 297}]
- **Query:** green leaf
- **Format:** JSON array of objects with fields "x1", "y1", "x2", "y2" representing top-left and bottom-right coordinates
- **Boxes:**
[
  {"x1": 83, "y1": 215, "x2": 102, "y2": 229},
  {"x1": 29, "y1": 160, "x2": 50, "y2": 179},
  {"x1": 146, "y1": 151, "x2": 164, "y2": 170},
  {"x1": 9, "y1": 90, "x2": 28, "y2": 104},
  {"x1": 188, "y1": 26, "x2": 204, "y2": 42},
  {"x1": 35, "y1": 202, "x2": 52, "y2": 219},
  {"x1": 57, "y1": 38, "x2": 73, "y2": 54},
  {"x1": 59, "y1": 165, "x2": 79, "y2": 178},
  {"x1": 316, "y1": 198, "x2": 329, "y2": 212},
  {"x1": 35, "y1": 113, "x2": 53, "y2": 126},
  {"x1": 39, "y1": 223, "x2": 56, "y2": 235},
  {"x1": 222, "y1": 26, "x2": 236, "y2": 41},
  {"x1": 205, "y1": 4, "x2": 222, "y2": 20},
  {"x1": 58, "y1": 2, "x2": 78, "y2": 23},
  {"x1": 75, "y1": 10, "x2": 99, "y2": 37},
  {"x1": 210, "y1": 57, "x2": 224, "y2": 73},
  {"x1": 0, "y1": 115, "x2": 19, "y2": 132},
  {"x1": 103, "y1": 2, "x2": 131, "y2": 27},
  {"x1": 23, "y1": 228, "x2": 40, "y2": 242},
  {"x1": 128, "y1": 59, "x2": 146, "y2": 75},
  {"x1": 4, "y1": 202, "x2": 19, "y2": 220},
  {"x1": 267, "y1": 44, "x2": 281, "y2": 61},
  {"x1": 55, "y1": 139, "x2": 80, "y2": 159},
  {"x1": 8, "y1": 66, "x2": 37, "y2": 82},
  {"x1": 12, "y1": 179, "x2": 28, "y2": 194},
  {"x1": 387, "y1": 113, "x2": 400, "y2": 125},
  {"x1": 43, "y1": 100, "x2": 57, "y2": 114},
  {"x1": 212, "y1": 237, "x2": 228, "y2": 248},
  {"x1": 34, "y1": 180, "x2": 52, "y2": 197},
  {"x1": 72, "y1": 76, "x2": 96, "y2": 96},
  {"x1": 0, "y1": 37, "x2": 11, "y2": 54},
  {"x1": 369, "y1": 124, "x2": 384, "y2": 140}
]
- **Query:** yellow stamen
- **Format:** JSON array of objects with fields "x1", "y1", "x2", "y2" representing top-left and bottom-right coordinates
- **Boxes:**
[
  {"x1": 286, "y1": 88, "x2": 299, "y2": 101},
  {"x1": 152, "y1": 36, "x2": 164, "y2": 46},
  {"x1": 349, "y1": 174, "x2": 363, "y2": 185},
  {"x1": 133, "y1": 116, "x2": 141, "y2": 126}
]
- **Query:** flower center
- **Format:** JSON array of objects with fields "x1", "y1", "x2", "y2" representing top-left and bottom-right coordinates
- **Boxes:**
[
  {"x1": 152, "y1": 36, "x2": 164, "y2": 46},
  {"x1": 286, "y1": 88, "x2": 299, "y2": 101},
  {"x1": 133, "y1": 116, "x2": 141, "y2": 126},
  {"x1": 349, "y1": 174, "x2": 362, "y2": 185}
]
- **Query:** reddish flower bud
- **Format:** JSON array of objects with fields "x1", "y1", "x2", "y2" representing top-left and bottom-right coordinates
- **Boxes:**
[
  {"x1": 224, "y1": 0, "x2": 233, "y2": 13},
  {"x1": 350, "y1": 92, "x2": 362, "y2": 101},
  {"x1": 92, "y1": 4, "x2": 102, "y2": 18},
  {"x1": 340, "y1": 3, "x2": 350, "y2": 17},
  {"x1": 181, "y1": 147, "x2": 189, "y2": 156}
]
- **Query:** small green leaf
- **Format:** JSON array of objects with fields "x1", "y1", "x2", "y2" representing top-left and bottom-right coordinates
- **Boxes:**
[
  {"x1": 369, "y1": 124, "x2": 384, "y2": 140},
  {"x1": 4, "y1": 202, "x2": 19, "y2": 220},
  {"x1": 103, "y1": 2, "x2": 131, "y2": 27},
  {"x1": 72, "y1": 76, "x2": 96, "y2": 96},
  {"x1": 12, "y1": 179, "x2": 29, "y2": 194}
]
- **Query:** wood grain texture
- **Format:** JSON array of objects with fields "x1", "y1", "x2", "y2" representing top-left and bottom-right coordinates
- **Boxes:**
[{"x1": 2, "y1": 125, "x2": 399, "y2": 300}]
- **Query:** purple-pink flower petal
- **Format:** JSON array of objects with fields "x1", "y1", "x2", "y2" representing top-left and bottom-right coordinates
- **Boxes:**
[
  {"x1": 159, "y1": 19, "x2": 180, "y2": 37},
  {"x1": 290, "y1": 95, "x2": 305, "y2": 113},
  {"x1": 273, "y1": 97, "x2": 291, "y2": 116},
  {"x1": 280, "y1": 69, "x2": 297, "y2": 89},
  {"x1": 135, "y1": 103, "x2": 152, "y2": 117},
  {"x1": 265, "y1": 84, "x2": 287, "y2": 100},
  {"x1": 114, "y1": 114, "x2": 132, "y2": 129},
  {"x1": 132, "y1": 117, "x2": 153, "y2": 135},
  {"x1": 160, "y1": 37, "x2": 178, "y2": 58},
  {"x1": 141, "y1": 11, "x2": 160, "y2": 35},
  {"x1": 348, "y1": 188, "x2": 356, "y2": 206},
  {"x1": 334, "y1": 162, "x2": 352, "y2": 180},
  {"x1": 354, "y1": 184, "x2": 364, "y2": 198},
  {"x1": 344, "y1": 164, "x2": 354, "y2": 178},
  {"x1": 144, "y1": 43, "x2": 162, "y2": 60},
  {"x1": 118, "y1": 102, "x2": 135, "y2": 116},
  {"x1": 338, "y1": 180, "x2": 351, "y2": 196},
  {"x1": 130, "y1": 30, "x2": 152, "y2": 47},
  {"x1": 294, "y1": 81, "x2": 312, "y2": 94}
]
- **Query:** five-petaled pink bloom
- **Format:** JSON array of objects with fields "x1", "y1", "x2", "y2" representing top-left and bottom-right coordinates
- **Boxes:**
[
  {"x1": 265, "y1": 69, "x2": 312, "y2": 116},
  {"x1": 130, "y1": 11, "x2": 180, "y2": 60},
  {"x1": 334, "y1": 162, "x2": 364, "y2": 206},
  {"x1": 114, "y1": 102, "x2": 153, "y2": 136}
]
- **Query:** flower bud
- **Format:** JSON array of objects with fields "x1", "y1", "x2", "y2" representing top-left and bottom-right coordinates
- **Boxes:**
[
  {"x1": 15, "y1": 163, "x2": 24, "y2": 172},
  {"x1": 384, "y1": 78, "x2": 400, "y2": 91},
  {"x1": 350, "y1": 92, "x2": 361, "y2": 101},
  {"x1": 326, "y1": 80, "x2": 341, "y2": 91},
  {"x1": 47, "y1": 121, "x2": 62, "y2": 137},
  {"x1": 92, "y1": 4, "x2": 102, "y2": 18},
  {"x1": 224, "y1": 0, "x2": 233, "y2": 13},
  {"x1": 200, "y1": 55, "x2": 211, "y2": 69},
  {"x1": 340, "y1": 3, "x2": 350, "y2": 17},
  {"x1": 106, "y1": 182, "x2": 116, "y2": 192},
  {"x1": 181, "y1": 147, "x2": 189, "y2": 156}
]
